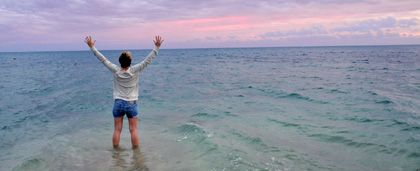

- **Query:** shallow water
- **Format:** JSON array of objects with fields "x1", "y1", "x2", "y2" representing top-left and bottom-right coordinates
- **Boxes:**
[{"x1": 1, "y1": 45, "x2": 420, "y2": 170}]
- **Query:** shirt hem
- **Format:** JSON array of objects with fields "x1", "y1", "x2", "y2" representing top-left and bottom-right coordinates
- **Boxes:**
[{"x1": 114, "y1": 97, "x2": 139, "y2": 101}]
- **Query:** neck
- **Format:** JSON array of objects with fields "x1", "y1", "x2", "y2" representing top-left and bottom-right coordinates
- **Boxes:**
[{"x1": 121, "y1": 67, "x2": 129, "y2": 71}]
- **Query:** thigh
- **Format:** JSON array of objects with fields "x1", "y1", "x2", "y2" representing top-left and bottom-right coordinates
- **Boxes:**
[
  {"x1": 128, "y1": 117, "x2": 138, "y2": 131},
  {"x1": 114, "y1": 117, "x2": 123, "y2": 130}
]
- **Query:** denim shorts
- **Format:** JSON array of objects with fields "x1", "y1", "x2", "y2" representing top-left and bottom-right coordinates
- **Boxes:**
[{"x1": 112, "y1": 99, "x2": 138, "y2": 118}]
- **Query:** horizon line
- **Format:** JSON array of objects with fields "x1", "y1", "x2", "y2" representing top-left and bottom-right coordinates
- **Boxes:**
[{"x1": 1, "y1": 43, "x2": 419, "y2": 53}]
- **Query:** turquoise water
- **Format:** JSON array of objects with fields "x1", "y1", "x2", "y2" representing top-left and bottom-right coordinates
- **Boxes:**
[{"x1": 1, "y1": 45, "x2": 420, "y2": 170}]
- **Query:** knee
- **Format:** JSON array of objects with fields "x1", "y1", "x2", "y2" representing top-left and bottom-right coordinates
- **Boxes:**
[
  {"x1": 115, "y1": 126, "x2": 122, "y2": 132},
  {"x1": 129, "y1": 126, "x2": 137, "y2": 133}
]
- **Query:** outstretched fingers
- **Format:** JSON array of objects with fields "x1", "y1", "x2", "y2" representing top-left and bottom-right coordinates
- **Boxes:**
[
  {"x1": 84, "y1": 36, "x2": 92, "y2": 43},
  {"x1": 155, "y1": 36, "x2": 164, "y2": 43},
  {"x1": 84, "y1": 36, "x2": 96, "y2": 48},
  {"x1": 153, "y1": 35, "x2": 163, "y2": 47}
]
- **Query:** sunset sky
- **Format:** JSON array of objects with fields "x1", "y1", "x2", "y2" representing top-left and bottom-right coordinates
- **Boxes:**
[{"x1": 1, "y1": 0, "x2": 420, "y2": 52}]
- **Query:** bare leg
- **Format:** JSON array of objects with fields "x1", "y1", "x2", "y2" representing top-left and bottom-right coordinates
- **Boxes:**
[
  {"x1": 128, "y1": 117, "x2": 139, "y2": 147},
  {"x1": 113, "y1": 117, "x2": 123, "y2": 147}
]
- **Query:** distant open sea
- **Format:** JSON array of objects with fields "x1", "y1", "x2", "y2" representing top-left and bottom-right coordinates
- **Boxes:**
[{"x1": 1, "y1": 45, "x2": 420, "y2": 170}]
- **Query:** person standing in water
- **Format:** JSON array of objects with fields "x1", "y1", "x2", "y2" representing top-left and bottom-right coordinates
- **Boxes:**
[{"x1": 85, "y1": 35, "x2": 163, "y2": 147}]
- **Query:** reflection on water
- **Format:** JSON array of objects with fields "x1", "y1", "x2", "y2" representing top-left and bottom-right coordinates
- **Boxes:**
[{"x1": 112, "y1": 145, "x2": 149, "y2": 171}]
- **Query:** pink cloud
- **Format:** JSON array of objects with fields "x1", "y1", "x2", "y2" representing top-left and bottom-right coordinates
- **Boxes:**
[{"x1": 166, "y1": 15, "x2": 259, "y2": 32}]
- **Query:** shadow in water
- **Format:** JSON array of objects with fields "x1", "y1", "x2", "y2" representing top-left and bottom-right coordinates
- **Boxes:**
[{"x1": 112, "y1": 145, "x2": 149, "y2": 171}]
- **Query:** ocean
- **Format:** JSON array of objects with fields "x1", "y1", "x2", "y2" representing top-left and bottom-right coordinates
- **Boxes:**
[{"x1": 0, "y1": 45, "x2": 419, "y2": 170}]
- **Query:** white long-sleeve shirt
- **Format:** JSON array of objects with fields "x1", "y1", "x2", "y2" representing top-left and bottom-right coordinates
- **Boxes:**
[{"x1": 90, "y1": 46, "x2": 159, "y2": 101}]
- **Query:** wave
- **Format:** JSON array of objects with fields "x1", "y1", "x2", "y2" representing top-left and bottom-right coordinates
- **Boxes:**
[
  {"x1": 367, "y1": 90, "x2": 378, "y2": 96},
  {"x1": 278, "y1": 93, "x2": 329, "y2": 104},
  {"x1": 309, "y1": 133, "x2": 376, "y2": 148},
  {"x1": 15, "y1": 86, "x2": 55, "y2": 96},
  {"x1": 375, "y1": 100, "x2": 394, "y2": 104},
  {"x1": 267, "y1": 118, "x2": 300, "y2": 127},
  {"x1": 391, "y1": 119, "x2": 420, "y2": 132},
  {"x1": 191, "y1": 112, "x2": 220, "y2": 118},
  {"x1": 173, "y1": 123, "x2": 214, "y2": 143},
  {"x1": 344, "y1": 116, "x2": 384, "y2": 123},
  {"x1": 329, "y1": 89, "x2": 348, "y2": 94},
  {"x1": 176, "y1": 123, "x2": 207, "y2": 134},
  {"x1": 253, "y1": 86, "x2": 330, "y2": 104},
  {"x1": 407, "y1": 152, "x2": 420, "y2": 158},
  {"x1": 223, "y1": 111, "x2": 238, "y2": 117},
  {"x1": 13, "y1": 157, "x2": 48, "y2": 170},
  {"x1": 312, "y1": 87, "x2": 349, "y2": 94},
  {"x1": 1, "y1": 126, "x2": 11, "y2": 131},
  {"x1": 308, "y1": 132, "x2": 417, "y2": 159},
  {"x1": 230, "y1": 130, "x2": 280, "y2": 153}
]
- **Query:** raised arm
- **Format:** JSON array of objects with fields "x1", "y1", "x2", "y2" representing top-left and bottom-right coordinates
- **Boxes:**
[
  {"x1": 132, "y1": 36, "x2": 164, "y2": 73},
  {"x1": 85, "y1": 36, "x2": 118, "y2": 73}
]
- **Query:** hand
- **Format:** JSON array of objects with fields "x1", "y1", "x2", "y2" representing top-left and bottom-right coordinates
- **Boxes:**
[
  {"x1": 84, "y1": 36, "x2": 96, "y2": 48},
  {"x1": 153, "y1": 36, "x2": 164, "y2": 48}
]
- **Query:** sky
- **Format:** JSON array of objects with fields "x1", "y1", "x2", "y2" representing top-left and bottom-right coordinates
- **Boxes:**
[{"x1": 0, "y1": 0, "x2": 420, "y2": 52}]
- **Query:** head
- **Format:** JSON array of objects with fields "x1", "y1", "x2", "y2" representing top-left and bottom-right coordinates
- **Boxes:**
[{"x1": 119, "y1": 51, "x2": 132, "y2": 68}]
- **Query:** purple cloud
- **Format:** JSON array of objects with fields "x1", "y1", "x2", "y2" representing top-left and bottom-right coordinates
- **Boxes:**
[
  {"x1": 260, "y1": 26, "x2": 328, "y2": 38},
  {"x1": 206, "y1": 36, "x2": 221, "y2": 41},
  {"x1": 260, "y1": 16, "x2": 418, "y2": 39},
  {"x1": 334, "y1": 17, "x2": 397, "y2": 32},
  {"x1": 398, "y1": 18, "x2": 418, "y2": 28}
]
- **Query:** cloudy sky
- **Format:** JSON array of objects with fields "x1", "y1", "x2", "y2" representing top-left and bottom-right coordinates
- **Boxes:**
[{"x1": 0, "y1": 0, "x2": 420, "y2": 52}]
